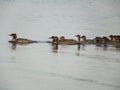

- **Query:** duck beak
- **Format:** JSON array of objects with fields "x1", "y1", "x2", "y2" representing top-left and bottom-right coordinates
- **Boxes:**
[{"x1": 8, "y1": 34, "x2": 11, "y2": 36}]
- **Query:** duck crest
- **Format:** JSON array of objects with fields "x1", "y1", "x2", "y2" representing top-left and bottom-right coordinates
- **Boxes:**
[{"x1": 9, "y1": 33, "x2": 17, "y2": 42}]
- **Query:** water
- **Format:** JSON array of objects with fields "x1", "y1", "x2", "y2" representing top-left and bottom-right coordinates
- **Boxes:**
[{"x1": 0, "y1": 0, "x2": 120, "y2": 90}]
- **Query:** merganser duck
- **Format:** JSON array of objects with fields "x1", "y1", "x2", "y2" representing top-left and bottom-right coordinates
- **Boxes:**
[
  {"x1": 81, "y1": 35, "x2": 86, "y2": 43},
  {"x1": 59, "y1": 36, "x2": 77, "y2": 45},
  {"x1": 53, "y1": 36, "x2": 59, "y2": 45},
  {"x1": 109, "y1": 35, "x2": 114, "y2": 41},
  {"x1": 94, "y1": 37, "x2": 102, "y2": 44},
  {"x1": 49, "y1": 36, "x2": 77, "y2": 45},
  {"x1": 109, "y1": 35, "x2": 120, "y2": 44},
  {"x1": 9, "y1": 33, "x2": 37, "y2": 44},
  {"x1": 112, "y1": 35, "x2": 120, "y2": 42},
  {"x1": 75, "y1": 35, "x2": 81, "y2": 44},
  {"x1": 101, "y1": 37, "x2": 109, "y2": 47},
  {"x1": 49, "y1": 36, "x2": 59, "y2": 51},
  {"x1": 102, "y1": 37, "x2": 109, "y2": 43},
  {"x1": 81, "y1": 35, "x2": 89, "y2": 44},
  {"x1": 49, "y1": 36, "x2": 58, "y2": 45}
]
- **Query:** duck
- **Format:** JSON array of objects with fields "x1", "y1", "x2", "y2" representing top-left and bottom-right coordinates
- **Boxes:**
[
  {"x1": 8, "y1": 33, "x2": 38, "y2": 44},
  {"x1": 49, "y1": 36, "x2": 58, "y2": 45},
  {"x1": 51, "y1": 36, "x2": 58, "y2": 45},
  {"x1": 59, "y1": 36, "x2": 77, "y2": 45},
  {"x1": 49, "y1": 36, "x2": 59, "y2": 49},
  {"x1": 94, "y1": 37, "x2": 102, "y2": 44},
  {"x1": 49, "y1": 36, "x2": 78, "y2": 45},
  {"x1": 102, "y1": 37, "x2": 109, "y2": 44},
  {"x1": 81, "y1": 35, "x2": 94, "y2": 44},
  {"x1": 75, "y1": 35, "x2": 81, "y2": 44},
  {"x1": 109, "y1": 35, "x2": 114, "y2": 41}
]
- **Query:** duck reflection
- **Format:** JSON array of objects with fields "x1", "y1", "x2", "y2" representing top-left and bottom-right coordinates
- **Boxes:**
[
  {"x1": 115, "y1": 45, "x2": 120, "y2": 49},
  {"x1": 11, "y1": 43, "x2": 17, "y2": 50},
  {"x1": 77, "y1": 43, "x2": 80, "y2": 50},
  {"x1": 76, "y1": 44, "x2": 80, "y2": 56},
  {"x1": 52, "y1": 44, "x2": 58, "y2": 53},
  {"x1": 103, "y1": 45, "x2": 108, "y2": 51}
]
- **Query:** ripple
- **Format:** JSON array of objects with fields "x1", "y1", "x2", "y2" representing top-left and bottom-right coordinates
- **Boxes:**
[
  {"x1": 80, "y1": 53, "x2": 120, "y2": 63},
  {"x1": 48, "y1": 72, "x2": 120, "y2": 88}
]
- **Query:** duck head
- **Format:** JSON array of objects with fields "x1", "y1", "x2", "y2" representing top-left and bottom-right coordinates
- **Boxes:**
[
  {"x1": 60, "y1": 36, "x2": 65, "y2": 41},
  {"x1": 9, "y1": 33, "x2": 17, "y2": 41}
]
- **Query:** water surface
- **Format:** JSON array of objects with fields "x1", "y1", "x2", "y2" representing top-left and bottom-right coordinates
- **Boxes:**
[{"x1": 0, "y1": 0, "x2": 120, "y2": 90}]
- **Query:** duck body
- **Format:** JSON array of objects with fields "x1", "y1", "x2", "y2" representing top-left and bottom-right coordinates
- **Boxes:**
[
  {"x1": 9, "y1": 38, "x2": 33, "y2": 44},
  {"x1": 49, "y1": 36, "x2": 78, "y2": 45},
  {"x1": 59, "y1": 39, "x2": 77, "y2": 45},
  {"x1": 9, "y1": 33, "x2": 38, "y2": 44},
  {"x1": 84, "y1": 39, "x2": 95, "y2": 44},
  {"x1": 59, "y1": 36, "x2": 78, "y2": 45}
]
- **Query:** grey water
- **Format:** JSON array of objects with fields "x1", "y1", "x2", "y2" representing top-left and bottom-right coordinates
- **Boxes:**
[{"x1": 0, "y1": 0, "x2": 120, "y2": 90}]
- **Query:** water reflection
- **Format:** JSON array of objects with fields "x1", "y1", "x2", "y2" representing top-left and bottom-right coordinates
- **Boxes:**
[
  {"x1": 103, "y1": 44, "x2": 108, "y2": 47},
  {"x1": 76, "y1": 44, "x2": 80, "y2": 56},
  {"x1": 81, "y1": 45, "x2": 86, "y2": 51},
  {"x1": 96, "y1": 44, "x2": 102, "y2": 47},
  {"x1": 77, "y1": 44, "x2": 80, "y2": 50},
  {"x1": 51, "y1": 44, "x2": 58, "y2": 53},
  {"x1": 115, "y1": 45, "x2": 120, "y2": 49},
  {"x1": 95, "y1": 43, "x2": 120, "y2": 51},
  {"x1": 11, "y1": 43, "x2": 16, "y2": 50},
  {"x1": 51, "y1": 43, "x2": 81, "y2": 55},
  {"x1": 9, "y1": 57, "x2": 16, "y2": 63},
  {"x1": 103, "y1": 44, "x2": 108, "y2": 51},
  {"x1": 95, "y1": 44, "x2": 107, "y2": 51}
]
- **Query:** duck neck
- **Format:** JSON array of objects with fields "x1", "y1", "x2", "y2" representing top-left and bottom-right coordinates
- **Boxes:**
[
  {"x1": 12, "y1": 35, "x2": 17, "y2": 41},
  {"x1": 78, "y1": 37, "x2": 80, "y2": 43},
  {"x1": 54, "y1": 37, "x2": 58, "y2": 45}
]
